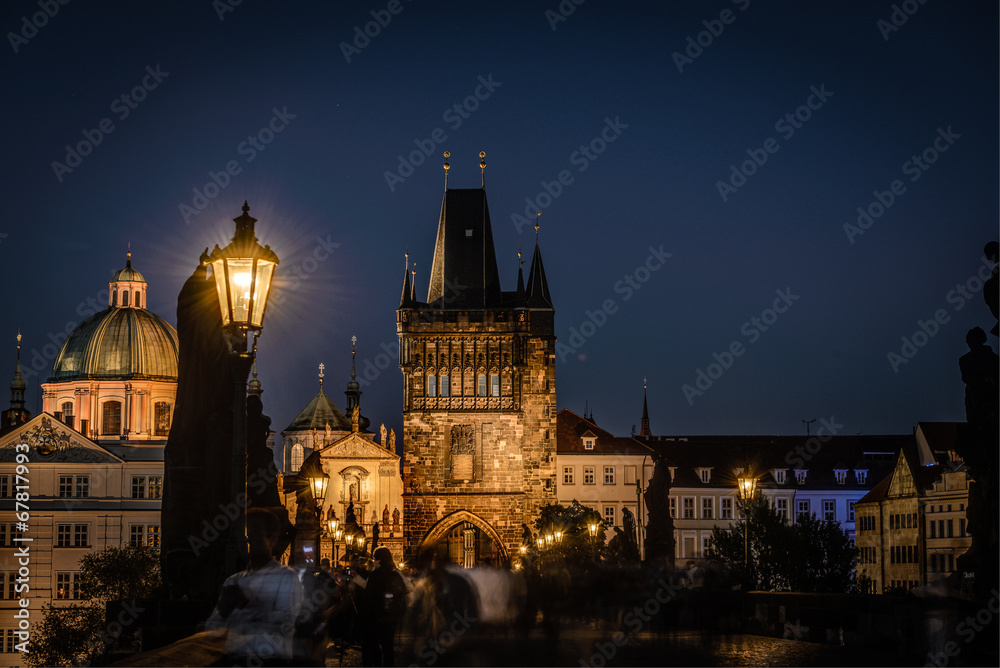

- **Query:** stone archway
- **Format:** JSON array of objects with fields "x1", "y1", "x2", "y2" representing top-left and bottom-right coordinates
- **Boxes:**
[{"x1": 417, "y1": 509, "x2": 510, "y2": 566}]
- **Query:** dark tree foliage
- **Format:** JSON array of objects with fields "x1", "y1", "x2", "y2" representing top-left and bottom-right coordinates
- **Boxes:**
[
  {"x1": 24, "y1": 545, "x2": 160, "y2": 667},
  {"x1": 708, "y1": 496, "x2": 857, "y2": 593},
  {"x1": 531, "y1": 500, "x2": 607, "y2": 570}
]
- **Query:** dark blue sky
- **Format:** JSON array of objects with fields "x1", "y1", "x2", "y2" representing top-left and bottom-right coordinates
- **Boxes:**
[{"x1": 2, "y1": 0, "x2": 997, "y2": 443}]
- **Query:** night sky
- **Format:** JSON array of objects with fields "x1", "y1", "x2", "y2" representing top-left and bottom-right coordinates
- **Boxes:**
[{"x1": 2, "y1": 1, "x2": 997, "y2": 447}]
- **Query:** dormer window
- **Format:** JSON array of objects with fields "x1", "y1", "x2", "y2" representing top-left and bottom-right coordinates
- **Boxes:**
[
  {"x1": 834, "y1": 469, "x2": 847, "y2": 485},
  {"x1": 772, "y1": 469, "x2": 787, "y2": 484},
  {"x1": 697, "y1": 467, "x2": 712, "y2": 484},
  {"x1": 855, "y1": 469, "x2": 868, "y2": 484},
  {"x1": 582, "y1": 430, "x2": 596, "y2": 450},
  {"x1": 795, "y1": 469, "x2": 807, "y2": 484}
]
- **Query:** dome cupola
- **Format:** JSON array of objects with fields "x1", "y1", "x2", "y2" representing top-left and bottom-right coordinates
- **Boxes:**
[{"x1": 109, "y1": 247, "x2": 148, "y2": 309}]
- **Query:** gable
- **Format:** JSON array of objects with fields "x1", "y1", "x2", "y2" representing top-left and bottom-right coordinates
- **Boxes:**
[
  {"x1": 886, "y1": 450, "x2": 917, "y2": 499},
  {"x1": 0, "y1": 414, "x2": 123, "y2": 464},
  {"x1": 321, "y1": 432, "x2": 399, "y2": 461}
]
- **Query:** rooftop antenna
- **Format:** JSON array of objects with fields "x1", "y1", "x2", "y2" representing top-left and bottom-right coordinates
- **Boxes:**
[
  {"x1": 443, "y1": 151, "x2": 450, "y2": 190},
  {"x1": 802, "y1": 418, "x2": 816, "y2": 437}
]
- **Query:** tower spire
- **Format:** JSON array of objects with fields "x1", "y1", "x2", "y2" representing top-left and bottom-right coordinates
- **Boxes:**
[
  {"x1": 345, "y1": 335, "x2": 362, "y2": 416},
  {"x1": 2, "y1": 331, "x2": 32, "y2": 431},
  {"x1": 526, "y1": 214, "x2": 553, "y2": 308},
  {"x1": 400, "y1": 251, "x2": 413, "y2": 308},
  {"x1": 640, "y1": 378, "x2": 651, "y2": 437}
]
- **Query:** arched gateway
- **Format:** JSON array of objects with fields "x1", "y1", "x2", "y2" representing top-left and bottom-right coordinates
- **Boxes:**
[{"x1": 397, "y1": 172, "x2": 558, "y2": 567}]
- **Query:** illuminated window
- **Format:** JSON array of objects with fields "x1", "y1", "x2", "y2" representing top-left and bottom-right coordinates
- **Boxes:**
[
  {"x1": 102, "y1": 401, "x2": 121, "y2": 435},
  {"x1": 154, "y1": 402, "x2": 171, "y2": 436},
  {"x1": 291, "y1": 444, "x2": 304, "y2": 472},
  {"x1": 477, "y1": 375, "x2": 487, "y2": 397},
  {"x1": 148, "y1": 476, "x2": 162, "y2": 499}
]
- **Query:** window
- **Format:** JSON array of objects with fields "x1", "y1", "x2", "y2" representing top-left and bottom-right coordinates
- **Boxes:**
[
  {"x1": 440, "y1": 375, "x2": 450, "y2": 397},
  {"x1": 720, "y1": 498, "x2": 733, "y2": 520},
  {"x1": 0, "y1": 476, "x2": 7, "y2": 499},
  {"x1": 823, "y1": 500, "x2": 835, "y2": 522},
  {"x1": 583, "y1": 438, "x2": 595, "y2": 450},
  {"x1": 490, "y1": 374, "x2": 500, "y2": 397},
  {"x1": 773, "y1": 469, "x2": 786, "y2": 484},
  {"x1": 131, "y1": 476, "x2": 146, "y2": 499},
  {"x1": 835, "y1": 469, "x2": 847, "y2": 485},
  {"x1": 477, "y1": 375, "x2": 487, "y2": 397},
  {"x1": 947, "y1": 520, "x2": 953, "y2": 538},
  {"x1": 62, "y1": 401, "x2": 74, "y2": 419},
  {"x1": 848, "y1": 501, "x2": 856, "y2": 523},
  {"x1": 604, "y1": 506, "x2": 616, "y2": 526},
  {"x1": 427, "y1": 375, "x2": 437, "y2": 397},
  {"x1": 929, "y1": 520, "x2": 936, "y2": 538},
  {"x1": 563, "y1": 467, "x2": 574, "y2": 485},
  {"x1": 154, "y1": 402, "x2": 171, "y2": 436},
  {"x1": 624, "y1": 465, "x2": 637, "y2": 485},
  {"x1": 669, "y1": 497, "x2": 677, "y2": 518},
  {"x1": 102, "y1": 400, "x2": 122, "y2": 435},
  {"x1": 702, "y1": 497, "x2": 714, "y2": 520},
  {"x1": 59, "y1": 475, "x2": 73, "y2": 497},
  {"x1": 797, "y1": 500, "x2": 810, "y2": 521},
  {"x1": 147, "y1": 525, "x2": 160, "y2": 548},
  {"x1": 583, "y1": 466, "x2": 595, "y2": 485},
  {"x1": 698, "y1": 468, "x2": 711, "y2": 483},
  {"x1": 135, "y1": 292, "x2": 142, "y2": 309},
  {"x1": 856, "y1": 469, "x2": 867, "y2": 484},
  {"x1": 702, "y1": 535, "x2": 711, "y2": 558},
  {"x1": 56, "y1": 573, "x2": 81, "y2": 600},
  {"x1": 130, "y1": 525, "x2": 144, "y2": 547},
  {"x1": 122, "y1": 291, "x2": 130, "y2": 307},
  {"x1": 682, "y1": 498, "x2": 694, "y2": 519},
  {"x1": 795, "y1": 469, "x2": 807, "y2": 484},
  {"x1": 775, "y1": 498, "x2": 788, "y2": 520},
  {"x1": 291, "y1": 444, "x2": 304, "y2": 472},
  {"x1": 603, "y1": 466, "x2": 615, "y2": 485},
  {"x1": 112, "y1": 289, "x2": 117, "y2": 306},
  {"x1": 57, "y1": 524, "x2": 71, "y2": 547},
  {"x1": 149, "y1": 476, "x2": 162, "y2": 499},
  {"x1": 959, "y1": 518, "x2": 965, "y2": 536},
  {"x1": 76, "y1": 476, "x2": 89, "y2": 498},
  {"x1": 73, "y1": 524, "x2": 88, "y2": 547},
  {"x1": 3, "y1": 628, "x2": 14, "y2": 653}
]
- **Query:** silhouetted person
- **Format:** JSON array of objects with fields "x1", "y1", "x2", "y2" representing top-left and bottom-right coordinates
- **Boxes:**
[
  {"x1": 358, "y1": 547, "x2": 408, "y2": 666},
  {"x1": 959, "y1": 327, "x2": 999, "y2": 430},
  {"x1": 206, "y1": 508, "x2": 304, "y2": 666}
]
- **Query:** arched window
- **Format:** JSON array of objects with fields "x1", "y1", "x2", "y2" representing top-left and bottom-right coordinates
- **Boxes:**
[
  {"x1": 135, "y1": 292, "x2": 142, "y2": 309},
  {"x1": 291, "y1": 444, "x2": 304, "y2": 472},
  {"x1": 102, "y1": 401, "x2": 122, "y2": 435},
  {"x1": 122, "y1": 291, "x2": 130, "y2": 307},
  {"x1": 61, "y1": 401, "x2": 74, "y2": 417},
  {"x1": 154, "y1": 402, "x2": 171, "y2": 436},
  {"x1": 112, "y1": 289, "x2": 117, "y2": 307}
]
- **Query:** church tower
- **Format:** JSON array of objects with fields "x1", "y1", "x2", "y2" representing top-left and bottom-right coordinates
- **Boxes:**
[{"x1": 397, "y1": 154, "x2": 557, "y2": 565}]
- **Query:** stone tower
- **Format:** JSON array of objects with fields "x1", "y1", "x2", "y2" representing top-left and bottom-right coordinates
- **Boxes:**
[{"x1": 397, "y1": 166, "x2": 557, "y2": 564}]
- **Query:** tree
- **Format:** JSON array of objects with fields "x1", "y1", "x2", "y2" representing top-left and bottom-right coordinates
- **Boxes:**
[
  {"x1": 708, "y1": 497, "x2": 857, "y2": 593},
  {"x1": 531, "y1": 500, "x2": 606, "y2": 570},
  {"x1": 25, "y1": 545, "x2": 160, "y2": 667}
]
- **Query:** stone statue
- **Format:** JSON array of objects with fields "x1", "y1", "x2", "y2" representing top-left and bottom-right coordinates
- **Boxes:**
[
  {"x1": 380, "y1": 423, "x2": 387, "y2": 445},
  {"x1": 324, "y1": 422, "x2": 332, "y2": 446},
  {"x1": 622, "y1": 507, "x2": 640, "y2": 560},
  {"x1": 644, "y1": 451, "x2": 676, "y2": 566},
  {"x1": 387, "y1": 429, "x2": 396, "y2": 451},
  {"x1": 383, "y1": 505, "x2": 390, "y2": 525},
  {"x1": 521, "y1": 523, "x2": 533, "y2": 547},
  {"x1": 351, "y1": 405, "x2": 360, "y2": 433},
  {"x1": 246, "y1": 394, "x2": 292, "y2": 557},
  {"x1": 371, "y1": 521, "x2": 380, "y2": 553},
  {"x1": 162, "y1": 260, "x2": 238, "y2": 602},
  {"x1": 392, "y1": 507, "x2": 401, "y2": 527}
]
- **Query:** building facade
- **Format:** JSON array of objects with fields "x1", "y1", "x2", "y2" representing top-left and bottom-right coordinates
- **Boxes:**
[{"x1": 398, "y1": 176, "x2": 557, "y2": 565}]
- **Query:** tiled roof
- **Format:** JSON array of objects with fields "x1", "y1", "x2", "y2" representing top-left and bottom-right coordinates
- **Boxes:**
[{"x1": 557, "y1": 409, "x2": 656, "y2": 457}]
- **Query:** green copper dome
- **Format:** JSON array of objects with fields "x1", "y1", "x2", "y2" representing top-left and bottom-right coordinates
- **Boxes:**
[
  {"x1": 110, "y1": 262, "x2": 146, "y2": 283},
  {"x1": 50, "y1": 307, "x2": 178, "y2": 381}
]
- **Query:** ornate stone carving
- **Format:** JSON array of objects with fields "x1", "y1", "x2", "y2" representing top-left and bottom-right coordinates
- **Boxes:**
[{"x1": 0, "y1": 417, "x2": 112, "y2": 463}]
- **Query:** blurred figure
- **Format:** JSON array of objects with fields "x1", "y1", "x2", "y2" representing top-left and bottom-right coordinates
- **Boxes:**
[
  {"x1": 206, "y1": 508, "x2": 304, "y2": 666},
  {"x1": 358, "y1": 547, "x2": 408, "y2": 666}
]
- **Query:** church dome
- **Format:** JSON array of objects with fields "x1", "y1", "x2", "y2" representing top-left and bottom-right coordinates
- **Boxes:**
[
  {"x1": 50, "y1": 308, "x2": 179, "y2": 381},
  {"x1": 110, "y1": 263, "x2": 146, "y2": 283}
]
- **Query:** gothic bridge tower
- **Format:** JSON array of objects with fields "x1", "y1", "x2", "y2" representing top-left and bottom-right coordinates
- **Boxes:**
[{"x1": 397, "y1": 154, "x2": 556, "y2": 566}]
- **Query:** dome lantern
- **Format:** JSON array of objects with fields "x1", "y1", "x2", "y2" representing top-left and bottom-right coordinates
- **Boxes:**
[{"x1": 109, "y1": 246, "x2": 148, "y2": 309}]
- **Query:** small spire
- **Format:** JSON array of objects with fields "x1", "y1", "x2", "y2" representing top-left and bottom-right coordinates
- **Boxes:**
[
  {"x1": 400, "y1": 251, "x2": 413, "y2": 308},
  {"x1": 242, "y1": 200, "x2": 250, "y2": 215},
  {"x1": 247, "y1": 357, "x2": 262, "y2": 396},
  {"x1": 318, "y1": 362, "x2": 325, "y2": 390},
  {"x1": 443, "y1": 151, "x2": 451, "y2": 190},
  {"x1": 516, "y1": 248, "x2": 527, "y2": 308},
  {"x1": 479, "y1": 151, "x2": 486, "y2": 188},
  {"x1": 410, "y1": 263, "x2": 417, "y2": 302},
  {"x1": 640, "y1": 379, "x2": 651, "y2": 437},
  {"x1": 535, "y1": 213, "x2": 541, "y2": 238},
  {"x1": 351, "y1": 335, "x2": 358, "y2": 382}
]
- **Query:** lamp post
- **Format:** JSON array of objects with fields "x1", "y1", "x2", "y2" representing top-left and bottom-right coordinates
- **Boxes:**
[
  {"x1": 327, "y1": 517, "x2": 340, "y2": 565},
  {"x1": 736, "y1": 473, "x2": 758, "y2": 589},
  {"x1": 308, "y1": 471, "x2": 330, "y2": 569},
  {"x1": 208, "y1": 201, "x2": 279, "y2": 577}
]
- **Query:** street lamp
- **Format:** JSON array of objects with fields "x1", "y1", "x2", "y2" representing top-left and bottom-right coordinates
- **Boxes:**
[
  {"x1": 308, "y1": 471, "x2": 330, "y2": 568},
  {"x1": 588, "y1": 523, "x2": 598, "y2": 538},
  {"x1": 208, "y1": 201, "x2": 279, "y2": 576},
  {"x1": 736, "y1": 472, "x2": 758, "y2": 588}
]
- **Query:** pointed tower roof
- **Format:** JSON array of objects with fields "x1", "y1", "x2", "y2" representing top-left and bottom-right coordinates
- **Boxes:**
[
  {"x1": 2, "y1": 333, "x2": 32, "y2": 432},
  {"x1": 526, "y1": 219, "x2": 553, "y2": 309},
  {"x1": 400, "y1": 252, "x2": 413, "y2": 308},
  {"x1": 426, "y1": 186, "x2": 502, "y2": 308},
  {"x1": 283, "y1": 363, "x2": 352, "y2": 433},
  {"x1": 640, "y1": 378, "x2": 651, "y2": 437},
  {"x1": 515, "y1": 248, "x2": 527, "y2": 308}
]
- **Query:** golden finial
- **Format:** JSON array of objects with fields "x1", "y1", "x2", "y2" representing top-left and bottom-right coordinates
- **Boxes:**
[
  {"x1": 479, "y1": 151, "x2": 486, "y2": 187},
  {"x1": 644, "y1": 376, "x2": 647, "y2": 390},
  {"x1": 443, "y1": 151, "x2": 450, "y2": 189},
  {"x1": 16, "y1": 330, "x2": 21, "y2": 347},
  {"x1": 318, "y1": 362, "x2": 325, "y2": 388},
  {"x1": 535, "y1": 212, "x2": 541, "y2": 237}
]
